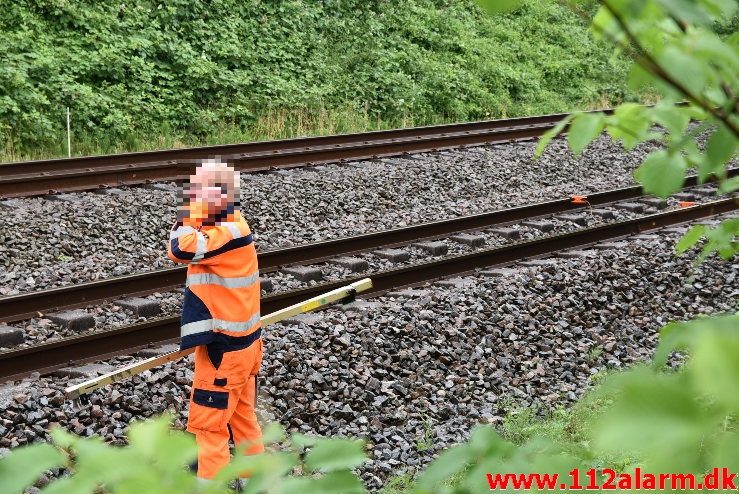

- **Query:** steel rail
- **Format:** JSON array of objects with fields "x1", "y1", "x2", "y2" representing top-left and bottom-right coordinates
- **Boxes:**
[
  {"x1": 0, "y1": 172, "x2": 724, "y2": 323},
  {"x1": 0, "y1": 109, "x2": 618, "y2": 198},
  {"x1": 0, "y1": 198, "x2": 734, "y2": 382},
  {"x1": 0, "y1": 112, "x2": 584, "y2": 176},
  {"x1": 0, "y1": 126, "x2": 549, "y2": 197}
]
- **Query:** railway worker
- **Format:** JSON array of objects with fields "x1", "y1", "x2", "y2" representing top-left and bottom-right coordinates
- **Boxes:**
[{"x1": 166, "y1": 159, "x2": 263, "y2": 483}]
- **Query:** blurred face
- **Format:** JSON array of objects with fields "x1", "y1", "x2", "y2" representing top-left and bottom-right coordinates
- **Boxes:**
[
  {"x1": 188, "y1": 167, "x2": 232, "y2": 210},
  {"x1": 180, "y1": 162, "x2": 239, "y2": 225}
]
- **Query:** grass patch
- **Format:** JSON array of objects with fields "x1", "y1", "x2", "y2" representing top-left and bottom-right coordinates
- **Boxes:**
[
  {"x1": 380, "y1": 383, "x2": 639, "y2": 493},
  {"x1": 379, "y1": 472, "x2": 467, "y2": 494},
  {"x1": 415, "y1": 420, "x2": 436, "y2": 453},
  {"x1": 0, "y1": 97, "x2": 640, "y2": 163},
  {"x1": 0, "y1": 106, "x2": 414, "y2": 163},
  {"x1": 379, "y1": 474, "x2": 415, "y2": 494}
]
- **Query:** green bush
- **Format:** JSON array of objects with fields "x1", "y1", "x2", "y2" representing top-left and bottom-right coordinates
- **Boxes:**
[
  {"x1": 0, "y1": 0, "x2": 637, "y2": 159},
  {"x1": 0, "y1": 420, "x2": 369, "y2": 494},
  {"x1": 1, "y1": 1, "x2": 736, "y2": 492}
]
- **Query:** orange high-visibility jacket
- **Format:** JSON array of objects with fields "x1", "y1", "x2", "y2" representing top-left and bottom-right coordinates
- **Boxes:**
[{"x1": 167, "y1": 210, "x2": 261, "y2": 352}]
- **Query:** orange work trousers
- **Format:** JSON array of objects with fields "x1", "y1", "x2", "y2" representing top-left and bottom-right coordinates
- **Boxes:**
[{"x1": 186, "y1": 338, "x2": 264, "y2": 479}]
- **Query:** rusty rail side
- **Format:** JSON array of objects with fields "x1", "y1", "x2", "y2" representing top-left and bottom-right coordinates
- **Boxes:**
[
  {"x1": 0, "y1": 198, "x2": 733, "y2": 382},
  {"x1": 1, "y1": 111, "x2": 593, "y2": 176},
  {"x1": 1, "y1": 109, "x2": 624, "y2": 198},
  {"x1": 0, "y1": 173, "x2": 724, "y2": 322}
]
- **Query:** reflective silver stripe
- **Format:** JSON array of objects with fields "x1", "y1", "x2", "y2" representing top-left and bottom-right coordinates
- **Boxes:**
[
  {"x1": 186, "y1": 272, "x2": 259, "y2": 289},
  {"x1": 223, "y1": 222, "x2": 242, "y2": 239},
  {"x1": 216, "y1": 313, "x2": 261, "y2": 333},
  {"x1": 180, "y1": 313, "x2": 261, "y2": 337},
  {"x1": 192, "y1": 232, "x2": 208, "y2": 262},
  {"x1": 180, "y1": 319, "x2": 212, "y2": 337},
  {"x1": 170, "y1": 226, "x2": 197, "y2": 240}
]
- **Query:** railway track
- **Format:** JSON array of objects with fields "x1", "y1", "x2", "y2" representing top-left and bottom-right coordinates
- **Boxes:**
[
  {"x1": 0, "y1": 110, "x2": 614, "y2": 198},
  {"x1": 0, "y1": 172, "x2": 733, "y2": 323},
  {"x1": 0, "y1": 192, "x2": 734, "y2": 382}
]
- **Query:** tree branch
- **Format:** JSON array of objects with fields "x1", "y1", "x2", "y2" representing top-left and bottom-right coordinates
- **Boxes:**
[{"x1": 600, "y1": 0, "x2": 739, "y2": 138}]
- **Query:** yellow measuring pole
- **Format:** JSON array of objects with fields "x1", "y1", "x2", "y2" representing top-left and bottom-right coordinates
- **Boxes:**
[{"x1": 65, "y1": 278, "x2": 373, "y2": 400}]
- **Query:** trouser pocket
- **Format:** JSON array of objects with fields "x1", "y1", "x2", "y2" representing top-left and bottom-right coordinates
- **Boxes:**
[
  {"x1": 217, "y1": 342, "x2": 262, "y2": 384},
  {"x1": 188, "y1": 388, "x2": 229, "y2": 432}
]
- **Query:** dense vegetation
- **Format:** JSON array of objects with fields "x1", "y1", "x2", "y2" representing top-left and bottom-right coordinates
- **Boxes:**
[
  {"x1": 1, "y1": 0, "x2": 737, "y2": 492},
  {"x1": 0, "y1": 0, "x2": 637, "y2": 160}
]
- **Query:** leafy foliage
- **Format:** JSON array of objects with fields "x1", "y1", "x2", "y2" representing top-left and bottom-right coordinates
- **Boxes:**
[
  {"x1": 0, "y1": 443, "x2": 65, "y2": 494},
  {"x1": 535, "y1": 0, "x2": 738, "y2": 261},
  {"x1": 0, "y1": 0, "x2": 638, "y2": 159},
  {"x1": 1, "y1": 1, "x2": 737, "y2": 493},
  {"x1": 0, "y1": 419, "x2": 367, "y2": 494},
  {"x1": 406, "y1": 314, "x2": 739, "y2": 493}
]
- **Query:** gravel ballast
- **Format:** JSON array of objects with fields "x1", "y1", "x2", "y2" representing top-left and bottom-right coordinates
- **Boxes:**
[
  {"x1": 1, "y1": 189, "x2": 722, "y2": 350},
  {"x1": 0, "y1": 135, "x2": 692, "y2": 296},
  {"x1": 1, "y1": 227, "x2": 736, "y2": 490}
]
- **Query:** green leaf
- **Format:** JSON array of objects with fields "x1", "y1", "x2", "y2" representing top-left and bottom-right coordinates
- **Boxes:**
[
  {"x1": 591, "y1": 6, "x2": 623, "y2": 43},
  {"x1": 219, "y1": 451, "x2": 298, "y2": 492},
  {"x1": 693, "y1": 32, "x2": 739, "y2": 74},
  {"x1": 713, "y1": 431, "x2": 739, "y2": 471},
  {"x1": 690, "y1": 327, "x2": 739, "y2": 411},
  {"x1": 153, "y1": 430, "x2": 197, "y2": 472},
  {"x1": 634, "y1": 150, "x2": 687, "y2": 197},
  {"x1": 655, "y1": 315, "x2": 739, "y2": 414},
  {"x1": 127, "y1": 415, "x2": 171, "y2": 459},
  {"x1": 416, "y1": 444, "x2": 473, "y2": 488},
  {"x1": 655, "y1": 314, "x2": 739, "y2": 368},
  {"x1": 299, "y1": 470, "x2": 366, "y2": 494},
  {"x1": 682, "y1": 139, "x2": 705, "y2": 167},
  {"x1": 277, "y1": 477, "x2": 315, "y2": 494},
  {"x1": 593, "y1": 368, "x2": 713, "y2": 469},
  {"x1": 699, "y1": 218, "x2": 739, "y2": 261},
  {"x1": 261, "y1": 422, "x2": 286, "y2": 444},
  {"x1": 41, "y1": 476, "x2": 98, "y2": 494},
  {"x1": 0, "y1": 443, "x2": 66, "y2": 494},
  {"x1": 658, "y1": 47, "x2": 708, "y2": 96},
  {"x1": 704, "y1": 86, "x2": 729, "y2": 106},
  {"x1": 655, "y1": 0, "x2": 713, "y2": 25},
  {"x1": 291, "y1": 433, "x2": 319, "y2": 449},
  {"x1": 467, "y1": 425, "x2": 507, "y2": 456},
  {"x1": 682, "y1": 105, "x2": 709, "y2": 121},
  {"x1": 718, "y1": 176, "x2": 739, "y2": 193},
  {"x1": 700, "y1": 124, "x2": 738, "y2": 181},
  {"x1": 567, "y1": 112, "x2": 605, "y2": 155},
  {"x1": 654, "y1": 322, "x2": 692, "y2": 369},
  {"x1": 50, "y1": 427, "x2": 78, "y2": 449},
  {"x1": 606, "y1": 103, "x2": 651, "y2": 150},
  {"x1": 675, "y1": 225, "x2": 707, "y2": 255},
  {"x1": 305, "y1": 439, "x2": 366, "y2": 473},
  {"x1": 628, "y1": 63, "x2": 656, "y2": 90},
  {"x1": 534, "y1": 115, "x2": 573, "y2": 158},
  {"x1": 278, "y1": 472, "x2": 366, "y2": 494},
  {"x1": 474, "y1": 0, "x2": 523, "y2": 15},
  {"x1": 698, "y1": 0, "x2": 738, "y2": 19},
  {"x1": 651, "y1": 102, "x2": 690, "y2": 137},
  {"x1": 70, "y1": 437, "x2": 140, "y2": 487}
]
